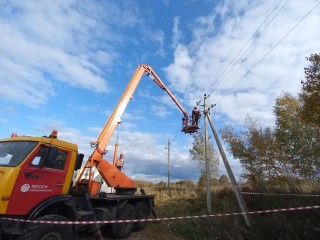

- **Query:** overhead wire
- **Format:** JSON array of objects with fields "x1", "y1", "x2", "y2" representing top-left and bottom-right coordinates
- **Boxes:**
[
  {"x1": 196, "y1": 0, "x2": 289, "y2": 106},
  {"x1": 170, "y1": 128, "x2": 184, "y2": 143},
  {"x1": 214, "y1": 0, "x2": 320, "y2": 105},
  {"x1": 207, "y1": 0, "x2": 290, "y2": 96},
  {"x1": 169, "y1": 0, "x2": 319, "y2": 152}
]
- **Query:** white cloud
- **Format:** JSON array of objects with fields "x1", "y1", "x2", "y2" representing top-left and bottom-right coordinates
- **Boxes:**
[
  {"x1": 0, "y1": 1, "x2": 169, "y2": 108},
  {"x1": 171, "y1": 17, "x2": 182, "y2": 48},
  {"x1": 165, "y1": 0, "x2": 320, "y2": 128},
  {"x1": 165, "y1": 44, "x2": 193, "y2": 91},
  {"x1": 0, "y1": 1, "x2": 112, "y2": 107},
  {"x1": 94, "y1": 129, "x2": 199, "y2": 181},
  {"x1": 151, "y1": 105, "x2": 172, "y2": 118},
  {"x1": 28, "y1": 118, "x2": 197, "y2": 182}
]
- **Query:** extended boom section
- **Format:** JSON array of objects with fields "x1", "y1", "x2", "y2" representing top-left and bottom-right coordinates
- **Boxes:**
[{"x1": 76, "y1": 64, "x2": 197, "y2": 196}]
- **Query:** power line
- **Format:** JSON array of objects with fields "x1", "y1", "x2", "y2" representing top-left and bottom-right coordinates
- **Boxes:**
[
  {"x1": 208, "y1": 0, "x2": 289, "y2": 95},
  {"x1": 207, "y1": 0, "x2": 290, "y2": 96},
  {"x1": 196, "y1": 0, "x2": 289, "y2": 107},
  {"x1": 215, "y1": 0, "x2": 320, "y2": 105},
  {"x1": 170, "y1": 126, "x2": 187, "y2": 143}
]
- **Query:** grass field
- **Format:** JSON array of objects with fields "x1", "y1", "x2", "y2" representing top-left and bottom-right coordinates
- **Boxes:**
[{"x1": 137, "y1": 182, "x2": 320, "y2": 240}]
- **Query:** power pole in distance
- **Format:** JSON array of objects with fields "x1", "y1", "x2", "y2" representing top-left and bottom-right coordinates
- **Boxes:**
[{"x1": 165, "y1": 138, "x2": 171, "y2": 189}]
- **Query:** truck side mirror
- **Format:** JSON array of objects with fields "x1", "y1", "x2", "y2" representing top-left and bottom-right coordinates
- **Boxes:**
[{"x1": 75, "y1": 153, "x2": 84, "y2": 170}]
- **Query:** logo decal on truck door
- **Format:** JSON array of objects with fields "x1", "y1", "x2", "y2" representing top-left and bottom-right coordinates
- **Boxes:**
[
  {"x1": 21, "y1": 184, "x2": 30, "y2": 192},
  {"x1": 20, "y1": 184, "x2": 52, "y2": 193}
]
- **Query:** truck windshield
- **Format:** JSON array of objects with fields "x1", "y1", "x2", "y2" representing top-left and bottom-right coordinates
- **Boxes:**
[{"x1": 0, "y1": 141, "x2": 38, "y2": 167}]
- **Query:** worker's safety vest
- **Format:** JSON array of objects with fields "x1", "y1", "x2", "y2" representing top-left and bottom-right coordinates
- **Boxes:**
[{"x1": 116, "y1": 159, "x2": 123, "y2": 167}]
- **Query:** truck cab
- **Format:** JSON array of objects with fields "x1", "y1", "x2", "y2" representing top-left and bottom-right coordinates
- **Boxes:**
[
  {"x1": 0, "y1": 132, "x2": 154, "y2": 240},
  {"x1": 0, "y1": 133, "x2": 79, "y2": 216}
]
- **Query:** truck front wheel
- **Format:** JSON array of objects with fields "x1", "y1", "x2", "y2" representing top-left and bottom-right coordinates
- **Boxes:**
[{"x1": 23, "y1": 214, "x2": 73, "y2": 240}]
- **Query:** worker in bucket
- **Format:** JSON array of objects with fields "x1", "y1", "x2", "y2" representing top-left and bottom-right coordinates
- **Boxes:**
[
  {"x1": 115, "y1": 153, "x2": 124, "y2": 171},
  {"x1": 192, "y1": 107, "x2": 201, "y2": 125}
]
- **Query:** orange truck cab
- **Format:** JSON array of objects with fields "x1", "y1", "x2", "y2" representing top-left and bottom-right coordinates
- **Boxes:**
[
  {"x1": 0, "y1": 132, "x2": 154, "y2": 240},
  {"x1": 0, "y1": 133, "x2": 82, "y2": 239},
  {"x1": 0, "y1": 134, "x2": 79, "y2": 215}
]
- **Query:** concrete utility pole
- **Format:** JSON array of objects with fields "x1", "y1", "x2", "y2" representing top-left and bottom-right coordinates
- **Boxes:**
[
  {"x1": 165, "y1": 138, "x2": 171, "y2": 189},
  {"x1": 201, "y1": 94, "x2": 212, "y2": 214},
  {"x1": 206, "y1": 112, "x2": 251, "y2": 227}
]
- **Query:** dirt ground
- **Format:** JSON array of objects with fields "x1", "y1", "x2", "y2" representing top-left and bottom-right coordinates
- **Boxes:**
[
  {"x1": 124, "y1": 227, "x2": 184, "y2": 240},
  {"x1": 79, "y1": 224, "x2": 185, "y2": 240}
]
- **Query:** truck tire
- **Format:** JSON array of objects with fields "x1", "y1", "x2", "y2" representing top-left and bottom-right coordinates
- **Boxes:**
[
  {"x1": 110, "y1": 203, "x2": 135, "y2": 239},
  {"x1": 133, "y1": 202, "x2": 149, "y2": 231},
  {"x1": 23, "y1": 214, "x2": 72, "y2": 240}
]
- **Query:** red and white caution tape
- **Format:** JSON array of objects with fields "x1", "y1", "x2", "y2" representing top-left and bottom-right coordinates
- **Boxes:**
[
  {"x1": 1, "y1": 205, "x2": 319, "y2": 225},
  {"x1": 241, "y1": 192, "x2": 320, "y2": 197}
]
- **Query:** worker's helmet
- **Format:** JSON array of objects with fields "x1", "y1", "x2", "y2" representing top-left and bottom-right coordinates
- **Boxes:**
[{"x1": 120, "y1": 153, "x2": 124, "y2": 158}]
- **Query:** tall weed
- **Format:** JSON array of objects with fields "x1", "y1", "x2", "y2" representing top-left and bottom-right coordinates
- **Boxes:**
[{"x1": 145, "y1": 184, "x2": 320, "y2": 239}]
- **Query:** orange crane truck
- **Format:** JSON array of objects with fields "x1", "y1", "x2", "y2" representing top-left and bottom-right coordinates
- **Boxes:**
[{"x1": 0, "y1": 64, "x2": 197, "y2": 240}]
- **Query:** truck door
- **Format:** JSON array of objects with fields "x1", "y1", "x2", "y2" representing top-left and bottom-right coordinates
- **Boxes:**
[{"x1": 6, "y1": 145, "x2": 71, "y2": 215}]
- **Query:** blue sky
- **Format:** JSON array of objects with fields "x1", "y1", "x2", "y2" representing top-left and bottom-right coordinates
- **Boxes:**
[{"x1": 1, "y1": 0, "x2": 320, "y2": 183}]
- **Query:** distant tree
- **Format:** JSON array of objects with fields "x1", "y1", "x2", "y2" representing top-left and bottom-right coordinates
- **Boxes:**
[
  {"x1": 219, "y1": 175, "x2": 230, "y2": 185},
  {"x1": 300, "y1": 53, "x2": 320, "y2": 128},
  {"x1": 211, "y1": 177, "x2": 219, "y2": 186},
  {"x1": 274, "y1": 93, "x2": 301, "y2": 179},
  {"x1": 274, "y1": 92, "x2": 320, "y2": 182},
  {"x1": 220, "y1": 117, "x2": 279, "y2": 184},
  {"x1": 134, "y1": 180, "x2": 155, "y2": 188},
  {"x1": 176, "y1": 180, "x2": 196, "y2": 188},
  {"x1": 198, "y1": 172, "x2": 206, "y2": 188},
  {"x1": 220, "y1": 94, "x2": 320, "y2": 185},
  {"x1": 198, "y1": 173, "x2": 219, "y2": 188},
  {"x1": 189, "y1": 128, "x2": 219, "y2": 178},
  {"x1": 157, "y1": 181, "x2": 166, "y2": 187}
]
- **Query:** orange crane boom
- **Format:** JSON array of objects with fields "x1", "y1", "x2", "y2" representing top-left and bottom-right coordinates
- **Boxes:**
[{"x1": 76, "y1": 64, "x2": 196, "y2": 196}]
